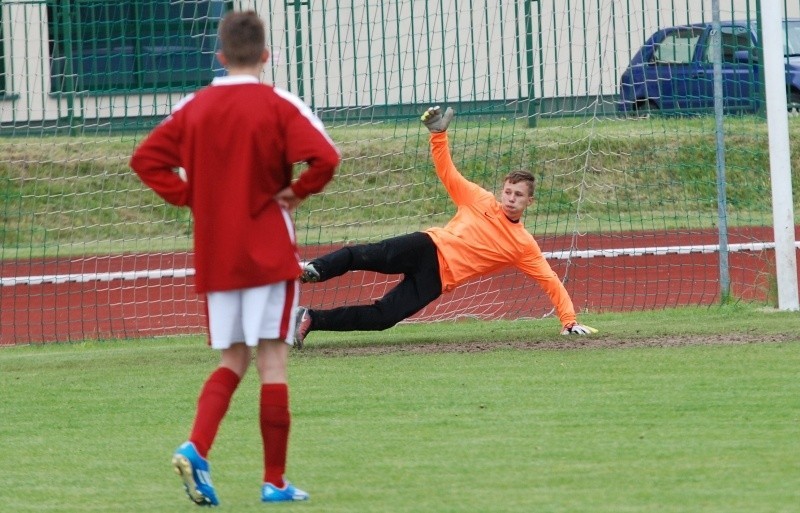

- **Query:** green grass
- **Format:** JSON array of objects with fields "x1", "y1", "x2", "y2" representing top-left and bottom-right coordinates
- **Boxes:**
[{"x1": 2, "y1": 305, "x2": 799, "y2": 513}]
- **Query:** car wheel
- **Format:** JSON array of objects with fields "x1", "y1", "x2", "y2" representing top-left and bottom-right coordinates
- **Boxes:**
[
  {"x1": 789, "y1": 90, "x2": 800, "y2": 114},
  {"x1": 631, "y1": 99, "x2": 658, "y2": 117}
]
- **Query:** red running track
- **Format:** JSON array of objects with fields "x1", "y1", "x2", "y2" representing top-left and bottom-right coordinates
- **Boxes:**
[{"x1": 1, "y1": 227, "x2": 795, "y2": 345}]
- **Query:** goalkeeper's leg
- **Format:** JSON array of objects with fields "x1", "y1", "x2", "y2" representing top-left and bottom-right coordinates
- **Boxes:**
[
  {"x1": 309, "y1": 270, "x2": 442, "y2": 332},
  {"x1": 302, "y1": 233, "x2": 441, "y2": 333},
  {"x1": 305, "y1": 232, "x2": 434, "y2": 282}
]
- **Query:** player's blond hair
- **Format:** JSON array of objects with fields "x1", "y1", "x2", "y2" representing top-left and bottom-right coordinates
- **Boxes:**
[
  {"x1": 218, "y1": 11, "x2": 265, "y2": 67},
  {"x1": 504, "y1": 170, "x2": 535, "y2": 197}
]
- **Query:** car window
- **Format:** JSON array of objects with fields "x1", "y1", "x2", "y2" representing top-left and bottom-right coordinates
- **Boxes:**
[
  {"x1": 653, "y1": 28, "x2": 704, "y2": 64},
  {"x1": 705, "y1": 26, "x2": 754, "y2": 63},
  {"x1": 785, "y1": 21, "x2": 800, "y2": 55}
]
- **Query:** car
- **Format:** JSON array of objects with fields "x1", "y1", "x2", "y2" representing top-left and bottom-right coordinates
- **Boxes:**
[{"x1": 618, "y1": 18, "x2": 800, "y2": 115}]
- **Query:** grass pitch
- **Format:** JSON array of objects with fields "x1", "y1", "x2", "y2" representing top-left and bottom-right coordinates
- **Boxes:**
[{"x1": 1, "y1": 306, "x2": 799, "y2": 513}]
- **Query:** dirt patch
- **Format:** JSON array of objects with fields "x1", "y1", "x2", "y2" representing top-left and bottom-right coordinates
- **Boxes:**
[{"x1": 308, "y1": 332, "x2": 796, "y2": 357}]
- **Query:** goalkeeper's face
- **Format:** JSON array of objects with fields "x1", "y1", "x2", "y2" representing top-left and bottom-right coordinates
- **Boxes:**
[{"x1": 500, "y1": 180, "x2": 534, "y2": 221}]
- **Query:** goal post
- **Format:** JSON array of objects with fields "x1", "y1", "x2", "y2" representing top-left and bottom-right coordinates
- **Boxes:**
[{"x1": 760, "y1": 0, "x2": 799, "y2": 311}]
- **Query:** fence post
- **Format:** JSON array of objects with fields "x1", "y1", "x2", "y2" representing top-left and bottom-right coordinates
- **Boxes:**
[
  {"x1": 711, "y1": 0, "x2": 731, "y2": 302},
  {"x1": 525, "y1": 0, "x2": 539, "y2": 127}
]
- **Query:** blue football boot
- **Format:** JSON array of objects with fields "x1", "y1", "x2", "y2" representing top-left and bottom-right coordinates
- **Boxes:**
[
  {"x1": 261, "y1": 481, "x2": 310, "y2": 503},
  {"x1": 171, "y1": 442, "x2": 219, "y2": 506}
]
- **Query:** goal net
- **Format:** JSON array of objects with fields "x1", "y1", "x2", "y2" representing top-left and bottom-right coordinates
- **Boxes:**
[{"x1": 0, "y1": 0, "x2": 795, "y2": 344}]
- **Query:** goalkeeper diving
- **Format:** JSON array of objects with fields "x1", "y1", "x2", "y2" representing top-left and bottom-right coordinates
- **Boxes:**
[{"x1": 294, "y1": 106, "x2": 596, "y2": 347}]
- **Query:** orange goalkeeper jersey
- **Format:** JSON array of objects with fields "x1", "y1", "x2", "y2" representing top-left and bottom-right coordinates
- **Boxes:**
[{"x1": 424, "y1": 132, "x2": 577, "y2": 327}]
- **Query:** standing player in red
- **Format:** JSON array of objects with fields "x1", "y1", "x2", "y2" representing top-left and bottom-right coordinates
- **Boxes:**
[
  {"x1": 294, "y1": 106, "x2": 595, "y2": 345},
  {"x1": 130, "y1": 10, "x2": 339, "y2": 506}
]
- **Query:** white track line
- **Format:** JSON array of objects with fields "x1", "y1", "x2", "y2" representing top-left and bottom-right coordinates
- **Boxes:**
[
  {"x1": 542, "y1": 241, "x2": 791, "y2": 260},
  {"x1": 1, "y1": 241, "x2": 795, "y2": 287},
  {"x1": 1, "y1": 268, "x2": 195, "y2": 287}
]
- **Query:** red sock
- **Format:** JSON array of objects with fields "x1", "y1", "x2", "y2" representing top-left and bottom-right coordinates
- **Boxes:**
[
  {"x1": 261, "y1": 383, "x2": 291, "y2": 487},
  {"x1": 188, "y1": 366, "x2": 241, "y2": 458}
]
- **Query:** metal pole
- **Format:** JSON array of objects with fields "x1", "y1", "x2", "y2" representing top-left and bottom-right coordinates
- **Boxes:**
[
  {"x1": 61, "y1": 0, "x2": 77, "y2": 135},
  {"x1": 711, "y1": 0, "x2": 731, "y2": 301},
  {"x1": 523, "y1": 0, "x2": 538, "y2": 127},
  {"x1": 292, "y1": 0, "x2": 304, "y2": 100}
]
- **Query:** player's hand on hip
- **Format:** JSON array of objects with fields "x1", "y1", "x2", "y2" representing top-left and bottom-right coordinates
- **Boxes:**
[
  {"x1": 561, "y1": 323, "x2": 598, "y2": 335},
  {"x1": 421, "y1": 106, "x2": 455, "y2": 133},
  {"x1": 275, "y1": 186, "x2": 301, "y2": 212}
]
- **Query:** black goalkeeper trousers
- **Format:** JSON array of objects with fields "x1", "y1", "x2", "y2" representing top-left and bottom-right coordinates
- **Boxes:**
[{"x1": 309, "y1": 232, "x2": 443, "y2": 332}]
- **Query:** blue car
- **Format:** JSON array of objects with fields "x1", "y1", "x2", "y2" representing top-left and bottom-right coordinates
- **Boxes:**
[{"x1": 618, "y1": 19, "x2": 800, "y2": 114}]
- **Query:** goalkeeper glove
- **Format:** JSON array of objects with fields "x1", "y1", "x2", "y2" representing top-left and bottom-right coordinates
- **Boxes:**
[
  {"x1": 561, "y1": 323, "x2": 598, "y2": 335},
  {"x1": 421, "y1": 106, "x2": 455, "y2": 133}
]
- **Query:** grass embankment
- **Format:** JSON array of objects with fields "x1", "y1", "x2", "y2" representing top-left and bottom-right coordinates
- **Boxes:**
[{"x1": 0, "y1": 115, "x2": 795, "y2": 256}]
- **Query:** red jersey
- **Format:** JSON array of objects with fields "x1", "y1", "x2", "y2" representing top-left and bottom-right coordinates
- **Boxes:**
[
  {"x1": 424, "y1": 132, "x2": 577, "y2": 327},
  {"x1": 130, "y1": 75, "x2": 340, "y2": 293}
]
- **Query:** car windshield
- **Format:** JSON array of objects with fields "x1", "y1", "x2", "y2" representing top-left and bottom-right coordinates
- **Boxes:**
[{"x1": 784, "y1": 20, "x2": 800, "y2": 55}]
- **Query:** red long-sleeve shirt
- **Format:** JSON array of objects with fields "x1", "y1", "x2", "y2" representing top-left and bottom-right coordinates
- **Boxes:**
[
  {"x1": 130, "y1": 75, "x2": 340, "y2": 293},
  {"x1": 424, "y1": 132, "x2": 577, "y2": 327}
]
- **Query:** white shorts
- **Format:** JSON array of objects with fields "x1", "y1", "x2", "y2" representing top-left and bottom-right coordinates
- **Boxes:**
[{"x1": 206, "y1": 281, "x2": 299, "y2": 349}]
